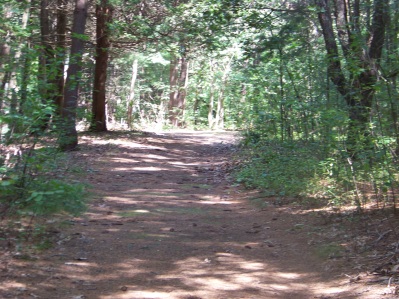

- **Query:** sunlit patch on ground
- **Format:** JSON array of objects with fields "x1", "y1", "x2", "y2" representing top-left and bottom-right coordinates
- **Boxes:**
[{"x1": 1, "y1": 131, "x2": 392, "y2": 299}]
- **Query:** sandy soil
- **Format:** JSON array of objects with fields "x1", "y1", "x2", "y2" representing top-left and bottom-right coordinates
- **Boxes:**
[{"x1": 1, "y1": 130, "x2": 398, "y2": 299}]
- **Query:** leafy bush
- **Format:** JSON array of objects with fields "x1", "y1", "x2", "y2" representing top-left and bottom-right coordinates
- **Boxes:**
[
  {"x1": 0, "y1": 140, "x2": 88, "y2": 218},
  {"x1": 235, "y1": 132, "x2": 399, "y2": 208},
  {"x1": 20, "y1": 180, "x2": 87, "y2": 216},
  {"x1": 235, "y1": 140, "x2": 323, "y2": 197}
]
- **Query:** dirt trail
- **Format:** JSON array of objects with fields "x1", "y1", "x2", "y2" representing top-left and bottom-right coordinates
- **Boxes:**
[{"x1": 1, "y1": 131, "x2": 396, "y2": 299}]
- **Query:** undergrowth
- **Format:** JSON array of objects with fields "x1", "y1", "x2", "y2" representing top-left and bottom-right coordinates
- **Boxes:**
[
  {"x1": 1, "y1": 142, "x2": 88, "y2": 218},
  {"x1": 235, "y1": 139, "x2": 323, "y2": 198},
  {"x1": 235, "y1": 133, "x2": 399, "y2": 210}
]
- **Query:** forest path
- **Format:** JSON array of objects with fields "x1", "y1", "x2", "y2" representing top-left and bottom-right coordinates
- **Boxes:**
[{"x1": 1, "y1": 130, "x2": 391, "y2": 298}]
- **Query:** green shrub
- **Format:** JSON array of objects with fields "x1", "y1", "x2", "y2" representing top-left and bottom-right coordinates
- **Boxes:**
[
  {"x1": 0, "y1": 142, "x2": 88, "y2": 218},
  {"x1": 235, "y1": 132, "x2": 399, "y2": 208},
  {"x1": 21, "y1": 179, "x2": 87, "y2": 216},
  {"x1": 235, "y1": 140, "x2": 323, "y2": 197}
]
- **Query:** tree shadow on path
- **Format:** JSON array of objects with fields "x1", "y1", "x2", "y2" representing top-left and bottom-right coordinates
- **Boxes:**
[{"x1": 1, "y1": 131, "x2": 380, "y2": 299}]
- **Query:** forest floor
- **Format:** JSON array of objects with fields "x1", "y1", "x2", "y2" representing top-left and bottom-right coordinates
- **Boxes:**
[{"x1": 1, "y1": 130, "x2": 399, "y2": 299}]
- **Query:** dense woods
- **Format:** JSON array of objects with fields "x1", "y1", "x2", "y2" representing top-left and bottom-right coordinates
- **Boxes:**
[{"x1": 1, "y1": 0, "x2": 399, "y2": 217}]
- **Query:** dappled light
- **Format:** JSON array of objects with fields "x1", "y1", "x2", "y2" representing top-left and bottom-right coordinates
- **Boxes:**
[
  {"x1": 1, "y1": 131, "x2": 394, "y2": 299},
  {"x1": 2, "y1": 0, "x2": 399, "y2": 295}
]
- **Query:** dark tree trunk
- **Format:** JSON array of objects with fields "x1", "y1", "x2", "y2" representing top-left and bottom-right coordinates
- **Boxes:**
[
  {"x1": 316, "y1": 0, "x2": 389, "y2": 154},
  {"x1": 169, "y1": 50, "x2": 188, "y2": 127},
  {"x1": 59, "y1": 0, "x2": 88, "y2": 151},
  {"x1": 90, "y1": 0, "x2": 113, "y2": 132},
  {"x1": 54, "y1": 0, "x2": 68, "y2": 114},
  {"x1": 316, "y1": 0, "x2": 348, "y2": 97},
  {"x1": 176, "y1": 56, "x2": 188, "y2": 126}
]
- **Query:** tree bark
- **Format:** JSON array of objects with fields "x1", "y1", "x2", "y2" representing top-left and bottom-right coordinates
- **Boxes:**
[
  {"x1": 4, "y1": 1, "x2": 31, "y2": 139},
  {"x1": 169, "y1": 55, "x2": 179, "y2": 126},
  {"x1": 168, "y1": 47, "x2": 189, "y2": 127},
  {"x1": 386, "y1": 0, "x2": 399, "y2": 153},
  {"x1": 0, "y1": 6, "x2": 12, "y2": 117},
  {"x1": 127, "y1": 58, "x2": 139, "y2": 128},
  {"x1": 316, "y1": 0, "x2": 348, "y2": 97},
  {"x1": 176, "y1": 56, "x2": 188, "y2": 126},
  {"x1": 0, "y1": 6, "x2": 12, "y2": 112},
  {"x1": 215, "y1": 55, "x2": 233, "y2": 129},
  {"x1": 208, "y1": 59, "x2": 216, "y2": 129},
  {"x1": 90, "y1": 0, "x2": 113, "y2": 132},
  {"x1": 316, "y1": 0, "x2": 389, "y2": 154},
  {"x1": 59, "y1": 0, "x2": 88, "y2": 151},
  {"x1": 54, "y1": 0, "x2": 68, "y2": 114}
]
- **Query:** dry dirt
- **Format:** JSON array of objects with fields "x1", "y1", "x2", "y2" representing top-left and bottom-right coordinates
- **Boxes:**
[{"x1": 1, "y1": 130, "x2": 399, "y2": 299}]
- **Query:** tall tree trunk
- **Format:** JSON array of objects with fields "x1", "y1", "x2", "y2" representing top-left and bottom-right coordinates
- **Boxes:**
[
  {"x1": 4, "y1": 1, "x2": 31, "y2": 140},
  {"x1": 208, "y1": 59, "x2": 216, "y2": 129},
  {"x1": 169, "y1": 47, "x2": 188, "y2": 127},
  {"x1": 0, "y1": 40, "x2": 11, "y2": 117},
  {"x1": 216, "y1": 54, "x2": 233, "y2": 129},
  {"x1": 215, "y1": 89, "x2": 225, "y2": 129},
  {"x1": 127, "y1": 58, "x2": 139, "y2": 128},
  {"x1": 54, "y1": 0, "x2": 68, "y2": 114},
  {"x1": 279, "y1": 48, "x2": 286, "y2": 141},
  {"x1": 59, "y1": 0, "x2": 88, "y2": 151},
  {"x1": 169, "y1": 55, "x2": 179, "y2": 126},
  {"x1": 90, "y1": 0, "x2": 113, "y2": 132},
  {"x1": 176, "y1": 56, "x2": 188, "y2": 127},
  {"x1": 0, "y1": 7, "x2": 12, "y2": 114},
  {"x1": 19, "y1": 43, "x2": 32, "y2": 115},
  {"x1": 387, "y1": 0, "x2": 399, "y2": 154},
  {"x1": 316, "y1": 0, "x2": 389, "y2": 155}
]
